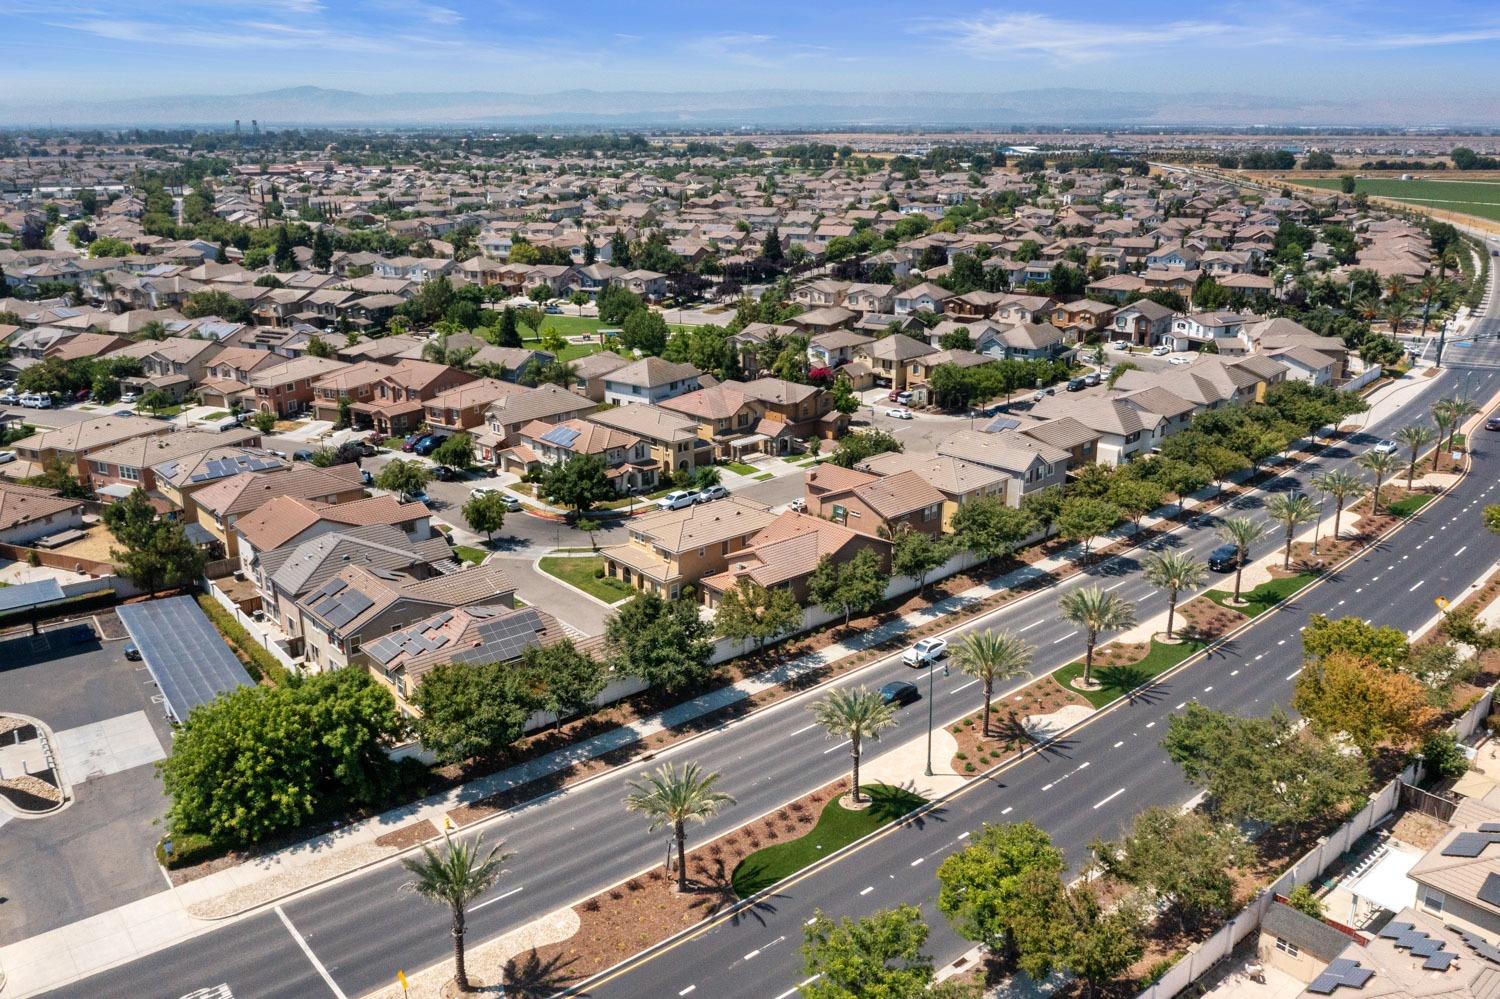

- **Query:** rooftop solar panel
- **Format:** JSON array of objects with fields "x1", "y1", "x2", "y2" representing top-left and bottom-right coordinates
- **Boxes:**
[
  {"x1": 1441, "y1": 832, "x2": 1493, "y2": 857},
  {"x1": 116, "y1": 596, "x2": 254, "y2": 723},
  {"x1": 541, "y1": 425, "x2": 581, "y2": 447},
  {"x1": 1423, "y1": 953, "x2": 1456, "y2": 971},
  {"x1": 1479, "y1": 873, "x2": 1500, "y2": 909},
  {"x1": 0, "y1": 578, "x2": 65, "y2": 615}
]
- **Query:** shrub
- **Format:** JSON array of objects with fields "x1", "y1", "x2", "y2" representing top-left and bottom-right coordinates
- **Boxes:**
[
  {"x1": 1286, "y1": 883, "x2": 1325, "y2": 919},
  {"x1": 964, "y1": 762, "x2": 976, "y2": 773},
  {"x1": 1421, "y1": 732, "x2": 1469, "y2": 781},
  {"x1": 156, "y1": 831, "x2": 219, "y2": 870}
]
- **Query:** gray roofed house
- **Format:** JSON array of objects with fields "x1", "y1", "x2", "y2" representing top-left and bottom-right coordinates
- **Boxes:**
[
  {"x1": 602, "y1": 357, "x2": 706, "y2": 406},
  {"x1": 937, "y1": 429, "x2": 1068, "y2": 505}
]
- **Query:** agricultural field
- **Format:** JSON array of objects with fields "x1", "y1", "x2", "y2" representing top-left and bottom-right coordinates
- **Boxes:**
[{"x1": 1300, "y1": 177, "x2": 1500, "y2": 223}]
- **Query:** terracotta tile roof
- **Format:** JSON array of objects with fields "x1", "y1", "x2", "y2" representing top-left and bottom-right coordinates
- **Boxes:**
[
  {"x1": 851, "y1": 469, "x2": 946, "y2": 519},
  {"x1": 236, "y1": 494, "x2": 428, "y2": 553},
  {"x1": 192, "y1": 462, "x2": 363, "y2": 518},
  {"x1": 0, "y1": 482, "x2": 82, "y2": 532},
  {"x1": 627, "y1": 496, "x2": 778, "y2": 552}
]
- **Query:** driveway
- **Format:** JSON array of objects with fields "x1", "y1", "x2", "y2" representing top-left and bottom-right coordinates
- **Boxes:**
[{"x1": 0, "y1": 618, "x2": 174, "y2": 945}]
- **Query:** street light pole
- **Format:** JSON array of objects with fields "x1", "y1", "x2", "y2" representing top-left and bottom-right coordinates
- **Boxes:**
[{"x1": 925, "y1": 660, "x2": 949, "y2": 777}]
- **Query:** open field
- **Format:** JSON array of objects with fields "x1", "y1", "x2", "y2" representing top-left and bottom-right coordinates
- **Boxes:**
[{"x1": 1300, "y1": 177, "x2": 1500, "y2": 223}]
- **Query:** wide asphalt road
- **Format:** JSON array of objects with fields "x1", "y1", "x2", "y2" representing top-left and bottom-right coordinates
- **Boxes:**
[{"x1": 44, "y1": 286, "x2": 1500, "y2": 997}]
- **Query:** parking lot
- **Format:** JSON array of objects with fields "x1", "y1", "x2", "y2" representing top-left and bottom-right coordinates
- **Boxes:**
[{"x1": 0, "y1": 614, "x2": 174, "y2": 945}]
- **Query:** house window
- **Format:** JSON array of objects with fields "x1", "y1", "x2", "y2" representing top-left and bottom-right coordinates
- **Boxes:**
[
  {"x1": 1274, "y1": 937, "x2": 1299, "y2": 957},
  {"x1": 122, "y1": 466, "x2": 140, "y2": 481},
  {"x1": 721, "y1": 541, "x2": 730, "y2": 555},
  {"x1": 1423, "y1": 889, "x2": 1446, "y2": 914}
]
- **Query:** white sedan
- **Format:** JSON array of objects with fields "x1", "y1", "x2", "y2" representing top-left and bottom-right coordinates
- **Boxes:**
[
  {"x1": 1169, "y1": 355, "x2": 1192, "y2": 365},
  {"x1": 885, "y1": 408, "x2": 914, "y2": 420}
]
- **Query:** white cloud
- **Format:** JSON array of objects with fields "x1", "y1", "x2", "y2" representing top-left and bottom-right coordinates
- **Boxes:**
[
  {"x1": 923, "y1": 12, "x2": 1232, "y2": 63},
  {"x1": 682, "y1": 32, "x2": 778, "y2": 67}
]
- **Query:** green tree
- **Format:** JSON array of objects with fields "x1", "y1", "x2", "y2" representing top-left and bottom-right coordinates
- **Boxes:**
[
  {"x1": 252, "y1": 409, "x2": 277, "y2": 433},
  {"x1": 305, "y1": 335, "x2": 334, "y2": 359},
  {"x1": 1107, "y1": 477, "x2": 1165, "y2": 529},
  {"x1": 620, "y1": 308, "x2": 669, "y2": 356},
  {"x1": 104, "y1": 488, "x2": 208, "y2": 591},
  {"x1": 539, "y1": 452, "x2": 615, "y2": 518},
  {"x1": 494, "y1": 307, "x2": 522, "y2": 348},
  {"x1": 523, "y1": 638, "x2": 606, "y2": 728},
  {"x1": 461, "y1": 491, "x2": 507, "y2": 541},
  {"x1": 413, "y1": 660, "x2": 539, "y2": 764},
  {"x1": 829, "y1": 374, "x2": 860, "y2": 416},
  {"x1": 1056, "y1": 496, "x2": 1120, "y2": 560},
  {"x1": 376, "y1": 458, "x2": 430, "y2": 501},
  {"x1": 1286, "y1": 883, "x2": 1326, "y2": 918},
  {"x1": 606, "y1": 591, "x2": 714, "y2": 693},
  {"x1": 1265, "y1": 492, "x2": 1319, "y2": 570},
  {"x1": 1092, "y1": 806, "x2": 1249, "y2": 928},
  {"x1": 810, "y1": 687, "x2": 898, "y2": 805},
  {"x1": 949, "y1": 496, "x2": 1034, "y2": 564},
  {"x1": 952, "y1": 629, "x2": 1033, "y2": 737},
  {"x1": 272, "y1": 225, "x2": 296, "y2": 272},
  {"x1": 1356, "y1": 447, "x2": 1399, "y2": 516},
  {"x1": 25, "y1": 458, "x2": 89, "y2": 499},
  {"x1": 401, "y1": 830, "x2": 511, "y2": 993},
  {"x1": 808, "y1": 549, "x2": 887, "y2": 626},
  {"x1": 1294, "y1": 650, "x2": 1438, "y2": 754},
  {"x1": 1142, "y1": 551, "x2": 1207, "y2": 641},
  {"x1": 829, "y1": 429, "x2": 902, "y2": 468},
  {"x1": 713, "y1": 579, "x2": 804, "y2": 650},
  {"x1": 936, "y1": 821, "x2": 1064, "y2": 965},
  {"x1": 159, "y1": 669, "x2": 402, "y2": 845},
  {"x1": 137, "y1": 388, "x2": 173, "y2": 414},
  {"x1": 1058, "y1": 585, "x2": 1137, "y2": 688},
  {"x1": 432, "y1": 432, "x2": 475, "y2": 470},
  {"x1": 1312, "y1": 468, "x2": 1363, "y2": 541},
  {"x1": 1216, "y1": 516, "x2": 1268, "y2": 603},
  {"x1": 311, "y1": 227, "x2": 333, "y2": 271},
  {"x1": 802, "y1": 906, "x2": 970, "y2": 999},
  {"x1": 1021, "y1": 485, "x2": 1065, "y2": 536},
  {"x1": 624, "y1": 762, "x2": 734, "y2": 893},
  {"x1": 890, "y1": 527, "x2": 950, "y2": 594}
]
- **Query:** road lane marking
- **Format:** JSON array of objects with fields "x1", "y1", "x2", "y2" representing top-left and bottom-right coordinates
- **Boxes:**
[
  {"x1": 471, "y1": 885, "x2": 524, "y2": 911},
  {"x1": 1230, "y1": 670, "x2": 1239, "y2": 676},
  {"x1": 823, "y1": 739, "x2": 851, "y2": 754},
  {"x1": 1093, "y1": 788, "x2": 1127, "y2": 810},
  {"x1": 952, "y1": 679, "x2": 982, "y2": 694},
  {"x1": 1174, "y1": 702, "x2": 1186, "y2": 710},
  {"x1": 1287, "y1": 668, "x2": 1302, "y2": 679},
  {"x1": 859, "y1": 886, "x2": 874, "y2": 896},
  {"x1": 1409, "y1": 580, "x2": 1426, "y2": 592},
  {"x1": 1053, "y1": 631, "x2": 1078, "y2": 644},
  {"x1": 1113, "y1": 740, "x2": 1124, "y2": 748},
  {"x1": 911, "y1": 857, "x2": 925, "y2": 866},
  {"x1": 1145, "y1": 721, "x2": 1155, "y2": 728},
  {"x1": 1104, "y1": 581, "x2": 1127, "y2": 591},
  {"x1": 680, "y1": 986, "x2": 697, "y2": 996},
  {"x1": 1203, "y1": 686, "x2": 1213, "y2": 692},
  {"x1": 1020, "y1": 620, "x2": 1044, "y2": 631},
  {"x1": 788, "y1": 723, "x2": 818, "y2": 737},
  {"x1": 1457, "y1": 546, "x2": 1469, "y2": 556},
  {"x1": 744, "y1": 949, "x2": 760, "y2": 960},
  {"x1": 276, "y1": 906, "x2": 347, "y2": 999}
]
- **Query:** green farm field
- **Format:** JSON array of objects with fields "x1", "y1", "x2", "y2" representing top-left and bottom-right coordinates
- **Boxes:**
[{"x1": 1300, "y1": 177, "x2": 1500, "y2": 223}]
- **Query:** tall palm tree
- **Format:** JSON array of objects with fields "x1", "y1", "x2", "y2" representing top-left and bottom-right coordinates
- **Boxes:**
[
  {"x1": 401, "y1": 831, "x2": 511, "y2": 993},
  {"x1": 810, "y1": 687, "x2": 897, "y2": 805},
  {"x1": 1382, "y1": 295, "x2": 1412, "y2": 336},
  {"x1": 952, "y1": 629, "x2": 1034, "y2": 737},
  {"x1": 1416, "y1": 276, "x2": 1443, "y2": 334},
  {"x1": 1312, "y1": 468, "x2": 1363, "y2": 541},
  {"x1": 1445, "y1": 398, "x2": 1479, "y2": 452},
  {"x1": 1393, "y1": 424, "x2": 1436, "y2": 488},
  {"x1": 1058, "y1": 585, "x2": 1137, "y2": 688},
  {"x1": 624, "y1": 762, "x2": 735, "y2": 893},
  {"x1": 1431, "y1": 398, "x2": 1461, "y2": 471},
  {"x1": 1142, "y1": 550, "x2": 1207, "y2": 641},
  {"x1": 1265, "y1": 493, "x2": 1319, "y2": 569},
  {"x1": 1217, "y1": 516, "x2": 1269, "y2": 603},
  {"x1": 1357, "y1": 447, "x2": 1400, "y2": 517}
]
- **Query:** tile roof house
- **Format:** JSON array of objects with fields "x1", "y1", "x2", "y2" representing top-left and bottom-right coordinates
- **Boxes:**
[
  {"x1": 86, "y1": 427, "x2": 262, "y2": 499},
  {"x1": 0, "y1": 482, "x2": 86, "y2": 546},
  {"x1": 190, "y1": 462, "x2": 366, "y2": 558},
  {"x1": 1407, "y1": 799, "x2": 1500, "y2": 941},
  {"x1": 586, "y1": 404, "x2": 713, "y2": 476},
  {"x1": 474, "y1": 383, "x2": 598, "y2": 463},
  {"x1": 566, "y1": 351, "x2": 632, "y2": 402},
  {"x1": 855, "y1": 334, "x2": 937, "y2": 390},
  {"x1": 1030, "y1": 394, "x2": 1168, "y2": 465},
  {"x1": 12, "y1": 415, "x2": 173, "y2": 484},
  {"x1": 425, "y1": 378, "x2": 527, "y2": 433},
  {"x1": 602, "y1": 357, "x2": 706, "y2": 407},
  {"x1": 234, "y1": 494, "x2": 433, "y2": 573},
  {"x1": 346, "y1": 359, "x2": 476, "y2": 437},
  {"x1": 803, "y1": 466, "x2": 947, "y2": 537},
  {"x1": 854, "y1": 452, "x2": 1009, "y2": 530},
  {"x1": 600, "y1": 497, "x2": 780, "y2": 601},
  {"x1": 250, "y1": 355, "x2": 349, "y2": 417},
  {"x1": 937, "y1": 429, "x2": 1070, "y2": 504},
  {"x1": 503, "y1": 418, "x2": 659, "y2": 494},
  {"x1": 698, "y1": 511, "x2": 891, "y2": 609}
]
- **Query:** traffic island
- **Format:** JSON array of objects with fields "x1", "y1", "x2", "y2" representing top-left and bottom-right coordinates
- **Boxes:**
[{"x1": 1053, "y1": 638, "x2": 1210, "y2": 709}]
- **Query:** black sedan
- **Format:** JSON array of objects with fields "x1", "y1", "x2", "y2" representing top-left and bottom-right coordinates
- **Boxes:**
[{"x1": 879, "y1": 680, "x2": 920, "y2": 707}]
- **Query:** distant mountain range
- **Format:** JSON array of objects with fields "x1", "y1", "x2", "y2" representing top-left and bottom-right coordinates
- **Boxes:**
[{"x1": 1, "y1": 85, "x2": 1494, "y2": 129}]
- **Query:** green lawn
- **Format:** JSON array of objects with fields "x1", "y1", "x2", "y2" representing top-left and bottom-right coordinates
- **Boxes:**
[
  {"x1": 1206, "y1": 572, "x2": 1319, "y2": 618},
  {"x1": 1387, "y1": 493, "x2": 1435, "y2": 518},
  {"x1": 753, "y1": 472, "x2": 774, "y2": 481},
  {"x1": 597, "y1": 484, "x2": 677, "y2": 510},
  {"x1": 454, "y1": 545, "x2": 488, "y2": 565},
  {"x1": 202, "y1": 410, "x2": 231, "y2": 419},
  {"x1": 731, "y1": 785, "x2": 927, "y2": 898},
  {"x1": 1300, "y1": 177, "x2": 1500, "y2": 223},
  {"x1": 724, "y1": 461, "x2": 759, "y2": 476},
  {"x1": 1053, "y1": 638, "x2": 1208, "y2": 709},
  {"x1": 539, "y1": 555, "x2": 636, "y2": 603}
]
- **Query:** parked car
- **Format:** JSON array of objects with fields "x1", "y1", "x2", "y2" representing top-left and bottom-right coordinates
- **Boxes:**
[
  {"x1": 1370, "y1": 439, "x2": 1400, "y2": 456},
  {"x1": 1151, "y1": 345, "x2": 1170, "y2": 356},
  {"x1": 430, "y1": 465, "x2": 458, "y2": 481},
  {"x1": 413, "y1": 434, "x2": 448, "y2": 457},
  {"x1": 408, "y1": 490, "x2": 430, "y2": 505},
  {"x1": 657, "y1": 490, "x2": 696, "y2": 511},
  {"x1": 695, "y1": 485, "x2": 729, "y2": 503},
  {"x1": 119, "y1": 391, "x2": 139, "y2": 404},
  {"x1": 1066, "y1": 378, "x2": 1086, "y2": 392},
  {"x1": 360, "y1": 469, "x2": 374, "y2": 486},
  {"x1": 291, "y1": 449, "x2": 314, "y2": 462},
  {"x1": 788, "y1": 498, "x2": 806, "y2": 512},
  {"x1": 123, "y1": 643, "x2": 141, "y2": 661},
  {"x1": 896, "y1": 390, "x2": 914, "y2": 405},
  {"x1": 1487, "y1": 417, "x2": 1500, "y2": 432},
  {"x1": 1207, "y1": 543, "x2": 1242, "y2": 572},
  {"x1": 880, "y1": 680, "x2": 920, "y2": 707},
  {"x1": 401, "y1": 432, "x2": 422, "y2": 452},
  {"x1": 885, "y1": 407, "x2": 913, "y2": 420},
  {"x1": 0, "y1": 391, "x2": 17, "y2": 406},
  {"x1": 0, "y1": 451, "x2": 15, "y2": 465},
  {"x1": 887, "y1": 389, "x2": 903, "y2": 402},
  {"x1": 1111, "y1": 340, "x2": 1130, "y2": 351},
  {"x1": 19, "y1": 393, "x2": 51, "y2": 409},
  {"x1": 1084, "y1": 372, "x2": 1101, "y2": 387},
  {"x1": 903, "y1": 637, "x2": 948, "y2": 667},
  {"x1": 544, "y1": 305, "x2": 563, "y2": 314},
  {"x1": 1031, "y1": 387, "x2": 1056, "y2": 402},
  {"x1": 1169, "y1": 355, "x2": 1191, "y2": 365}
]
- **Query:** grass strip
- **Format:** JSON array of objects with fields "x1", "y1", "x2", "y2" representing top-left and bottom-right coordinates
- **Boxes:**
[
  {"x1": 1387, "y1": 494, "x2": 1435, "y2": 518},
  {"x1": 539, "y1": 555, "x2": 636, "y2": 603},
  {"x1": 731, "y1": 784, "x2": 927, "y2": 898},
  {"x1": 1052, "y1": 637, "x2": 1207, "y2": 709},
  {"x1": 454, "y1": 545, "x2": 488, "y2": 565},
  {"x1": 1205, "y1": 572, "x2": 1319, "y2": 619}
]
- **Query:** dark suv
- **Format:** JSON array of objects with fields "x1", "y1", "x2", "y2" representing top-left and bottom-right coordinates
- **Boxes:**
[{"x1": 1207, "y1": 543, "x2": 1241, "y2": 572}]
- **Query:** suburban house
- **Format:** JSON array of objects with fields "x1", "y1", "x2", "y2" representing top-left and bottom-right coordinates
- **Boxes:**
[
  {"x1": 1165, "y1": 311, "x2": 1249, "y2": 353},
  {"x1": 807, "y1": 330, "x2": 874, "y2": 370},
  {"x1": 855, "y1": 335, "x2": 936, "y2": 390},
  {"x1": 738, "y1": 377, "x2": 847, "y2": 445},
  {"x1": 975, "y1": 321, "x2": 1067, "y2": 361},
  {"x1": 1050, "y1": 299, "x2": 1117, "y2": 339},
  {"x1": 309, "y1": 361, "x2": 398, "y2": 424},
  {"x1": 602, "y1": 358, "x2": 706, "y2": 407},
  {"x1": 1030, "y1": 394, "x2": 1167, "y2": 465},
  {"x1": 585, "y1": 404, "x2": 712, "y2": 476},
  {"x1": 599, "y1": 497, "x2": 780, "y2": 601},
  {"x1": 1109, "y1": 300, "x2": 1175, "y2": 346},
  {"x1": 86, "y1": 427, "x2": 262, "y2": 499},
  {"x1": 111, "y1": 336, "x2": 224, "y2": 401},
  {"x1": 567, "y1": 351, "x2": 632, "y2": 402},
  {"x1": 502, "y1": 418, "x2": 658, "y2": 494},
  {"x1": 698, "y1": 511, "x2": 891, "y2": 610},
  {"x1": 234, "y1": 494, "x2": 433, "y2": 580},
  {"x1": 659, "y1": 382, "x2": 769, "y2": 459},
  {"x1": 350, "y1": 360, "x2": 475, "y2": 437},
  {"x1": 854, "y1": 452, "x2": 1008, "y2": 531},
  {"x1": 298, "y1": 560, "x2": 517, "y2": 673},
  {"x1": 251, "y1": 355, "x2": 349, "y2": 417},
  {"x1": 892, "y1": 282, "x2": 953, "y2": 315},
  {"x1": 473, "y1": 383, "x2": 597, "y2": 461},
  {"x1": 195, "y1": 346, "x2": 289, "y2": 411},
  {"x1": 938, "y1": 429, "x2": 1070, "y2": 505},
  {"x1": 0, "y1": 482, "x2": 86, "y2": 546},
  {"x1": 11, "y1": 415, "x2": 172, "y2": 483},
  {"x1": 425, "y1": 378, "x2": 527, "y2": 433},
  {"x1": 152, "y1": 447, "x2": 291, "y2": 520},
  {"x1": 1407, "y1": 801, "x2": 1500, "y2": 941},
  {"x1": 993, "y1": 294, "x2": 1058, "y2": 325},
  {"x1": 190, "y1": 463, "x2": 366, "y2": 559},
  {"x1": 802, "y1": 465, "x2": 946, "y2": 537}
]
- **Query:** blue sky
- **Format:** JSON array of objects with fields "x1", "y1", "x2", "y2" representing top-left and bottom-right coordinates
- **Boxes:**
[{"x1": 1, "y1": 0, "x2": 1498, "y2": 104}]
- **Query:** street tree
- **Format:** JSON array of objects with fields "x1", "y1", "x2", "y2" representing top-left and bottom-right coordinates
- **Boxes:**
[
  {"x1": 432, "y1": 432, "x2": 475, "y2": 470},
  {"x1": 801, "y1": 906, "x2": 974, "y2": 999},
  {"x1": 713, "y1": 579, "x2": 804, "y2": 651},
  {"x1": 1394, "y1": 424, "x2": 1436, "y2": 488},
  {"x1": 1056, "y1": 496, "x2": 1120, "y2": 560},
  {"x1": 401, "y1": 831, "x2": 511, "y2": 993},
  {"x1": 606, "y1": 591, "x2": 714, "y2": 693},
  {"x1": 1294, "y1": 650, "x2": 1439, "y2": 754},
  {"x1": 936, "y1": 821, "x2": 1064, "y2": 966},
  {"x1": 540, "y1": 452, "x2": 615, "y2": 518},
  {"x1": 1142, "y1": 550, "x2": 1207, "y2": 641},
  {"x1": 829, "y1": 429, "x2": 902, "y2": 468},
  {"x1": 950, "y1": 496, "x2": 1035, "y2": 565},
  {"x1": 890, "y1": 526, "x2": 951, "y2": 594},
  {"x1": 951, "y1": 629, "x2": 1033, "y2": 737},
  {"x1": 1091, "y1": 806, "x2": 1250, "y2": 929},
  {"x1": 810, "y1": 687, "x2": 898, "y2": 805},
  {"x1": 1356, "y1": 447, "x2": 1400, "y2": 516},
  {"x1": 1216, "y1": 516, "x2": 1268, "y2": 603},
  {"x1": 624, "y1": 762, "x2": 734, "y2": 893},
  {"x1": 1107, "y1": 477, "x2": 1165, "y2": 529},
  {"x1": 1265, "y1": 492, "x2": 1319, "y2": 569},
  {"x1": 1058, "y1": 586, "x2": 1137, "y2": 688},
  {"x1": 461, "y1": 491, "x2": 507, "y2": 542},
  {"x1": 1301, "y1": 614, "x2": 1409, "y2": 667},
  {"x1": 1312, "y1": 468, "x2": 1363, "y2": 541},
  {"x1": 413, "y1": 660, "x2": 538, "y2": 764},
  {"x1": 808, "y1": 549, "x2": 886, "y2": 627},
  {"x1": 376, "y1": 458, "x2": 430, "y2": 501},
  {"x1": 523, "y1": 639, "x2": 606, "y2": 729}
]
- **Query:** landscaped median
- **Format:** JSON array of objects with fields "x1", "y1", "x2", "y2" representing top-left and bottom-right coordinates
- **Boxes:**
[
  {"x1": 1205, "y1": 572, "x2": 1319, "y2": 619},
  {"x1": 1053, "y1": 637, "x2": 1210, "y2": 709}
]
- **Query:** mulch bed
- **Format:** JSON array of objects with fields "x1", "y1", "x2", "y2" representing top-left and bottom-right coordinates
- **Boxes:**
[
  {"x1": 949, "y1": 675, "x2": 1088, "y2": 772},
  {"x1": 1176, "y1": 596, "x2": 1248, "y2": 640},
  {"x1": 504, "y1": 782, "x2": 845, "y2": 994},
  {"x1": 374, "y1": 818, "x2": 438, "y2": 850}
]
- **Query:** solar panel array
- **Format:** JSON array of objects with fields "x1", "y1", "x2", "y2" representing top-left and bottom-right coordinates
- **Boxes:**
[
  {"x1": 448, "y1": 607, "x2": 550, "y2": 666},
  {"x1": 0, "y1": 577, "x2": 65, "y2": 615},
  {"x1": 116, "y1": 596, "x2": 254, "y2": 723},
  {"x1": 1307, "y1": 959, "x2": 1374, "y2": 994},
  {"x1": 308, "y1": 578, "x2": 376, "y2": 629},
  {"x1": 187, "y1": 453, "x2": 283, "y2": 483},
  {"x1": 1378, "y1": 921, "x2": 1458, "y2": 972},
  {"x1": 540, "y1": 425, "x2": 581, "y2": 448},
  {"x1": 1479, "y1": 872, "x2": 1500, "y2": 909},
  {"x1": 1446, "y1": 923, "x2": 1500, "y2": 964},
  {"x1": 1440, "y1": 823, "x2": 1500, "y2": 857}
]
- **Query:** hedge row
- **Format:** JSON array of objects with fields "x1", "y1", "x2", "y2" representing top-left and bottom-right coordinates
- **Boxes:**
[{"x1": 195, "y1": 594, "x2": 291, "y2": 685}]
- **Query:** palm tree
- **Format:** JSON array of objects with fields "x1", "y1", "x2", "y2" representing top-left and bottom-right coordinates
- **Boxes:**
[
  {"x1": 1382, "y1": 295, "x2": 1412, "y2": 336},
  {"x1": 1431, "y1": 398, "x2": 1461, "y2": 471},
  {"x1": 810, "y1": 687, "x2": 898, "y2": 805},
  {"x1": 1142, "y1": 550, "x2": 1207, "y2": 641},
  {"x1": 1265, "y1": 493, "x2": 1319, "y2": 569},
  {"x1": 624, "y1": 762, "x2": 735, "y2": 893},
  {"x1": 1058, "y1": 585, "x2": 1137, "y2": 689},
  {"x1": 1416, "y1": 276, "x2": 1443, "y2": 334},
  {"x1": 1312, "y1": 468, "x2": 1363, "y2": 541},
  {"x1": 1217, "y1": 516, "x2": 1269, "y2": 603},
  {"x1": 952, "y1": 629, "x2": 1034, "y2": 737},
  {"x1": 401, "y1": 831, "x2": 511, "y2": 993},
  {"x1": 1445, "y1": 398, "x2": 1479, "y2": 452},
  {"x1": 1357, "y1": 448, "x2": 1400, "y2": 517},
  {"x1": 1393, "y1": 424, "x2": 1436, "y2": 488}
]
